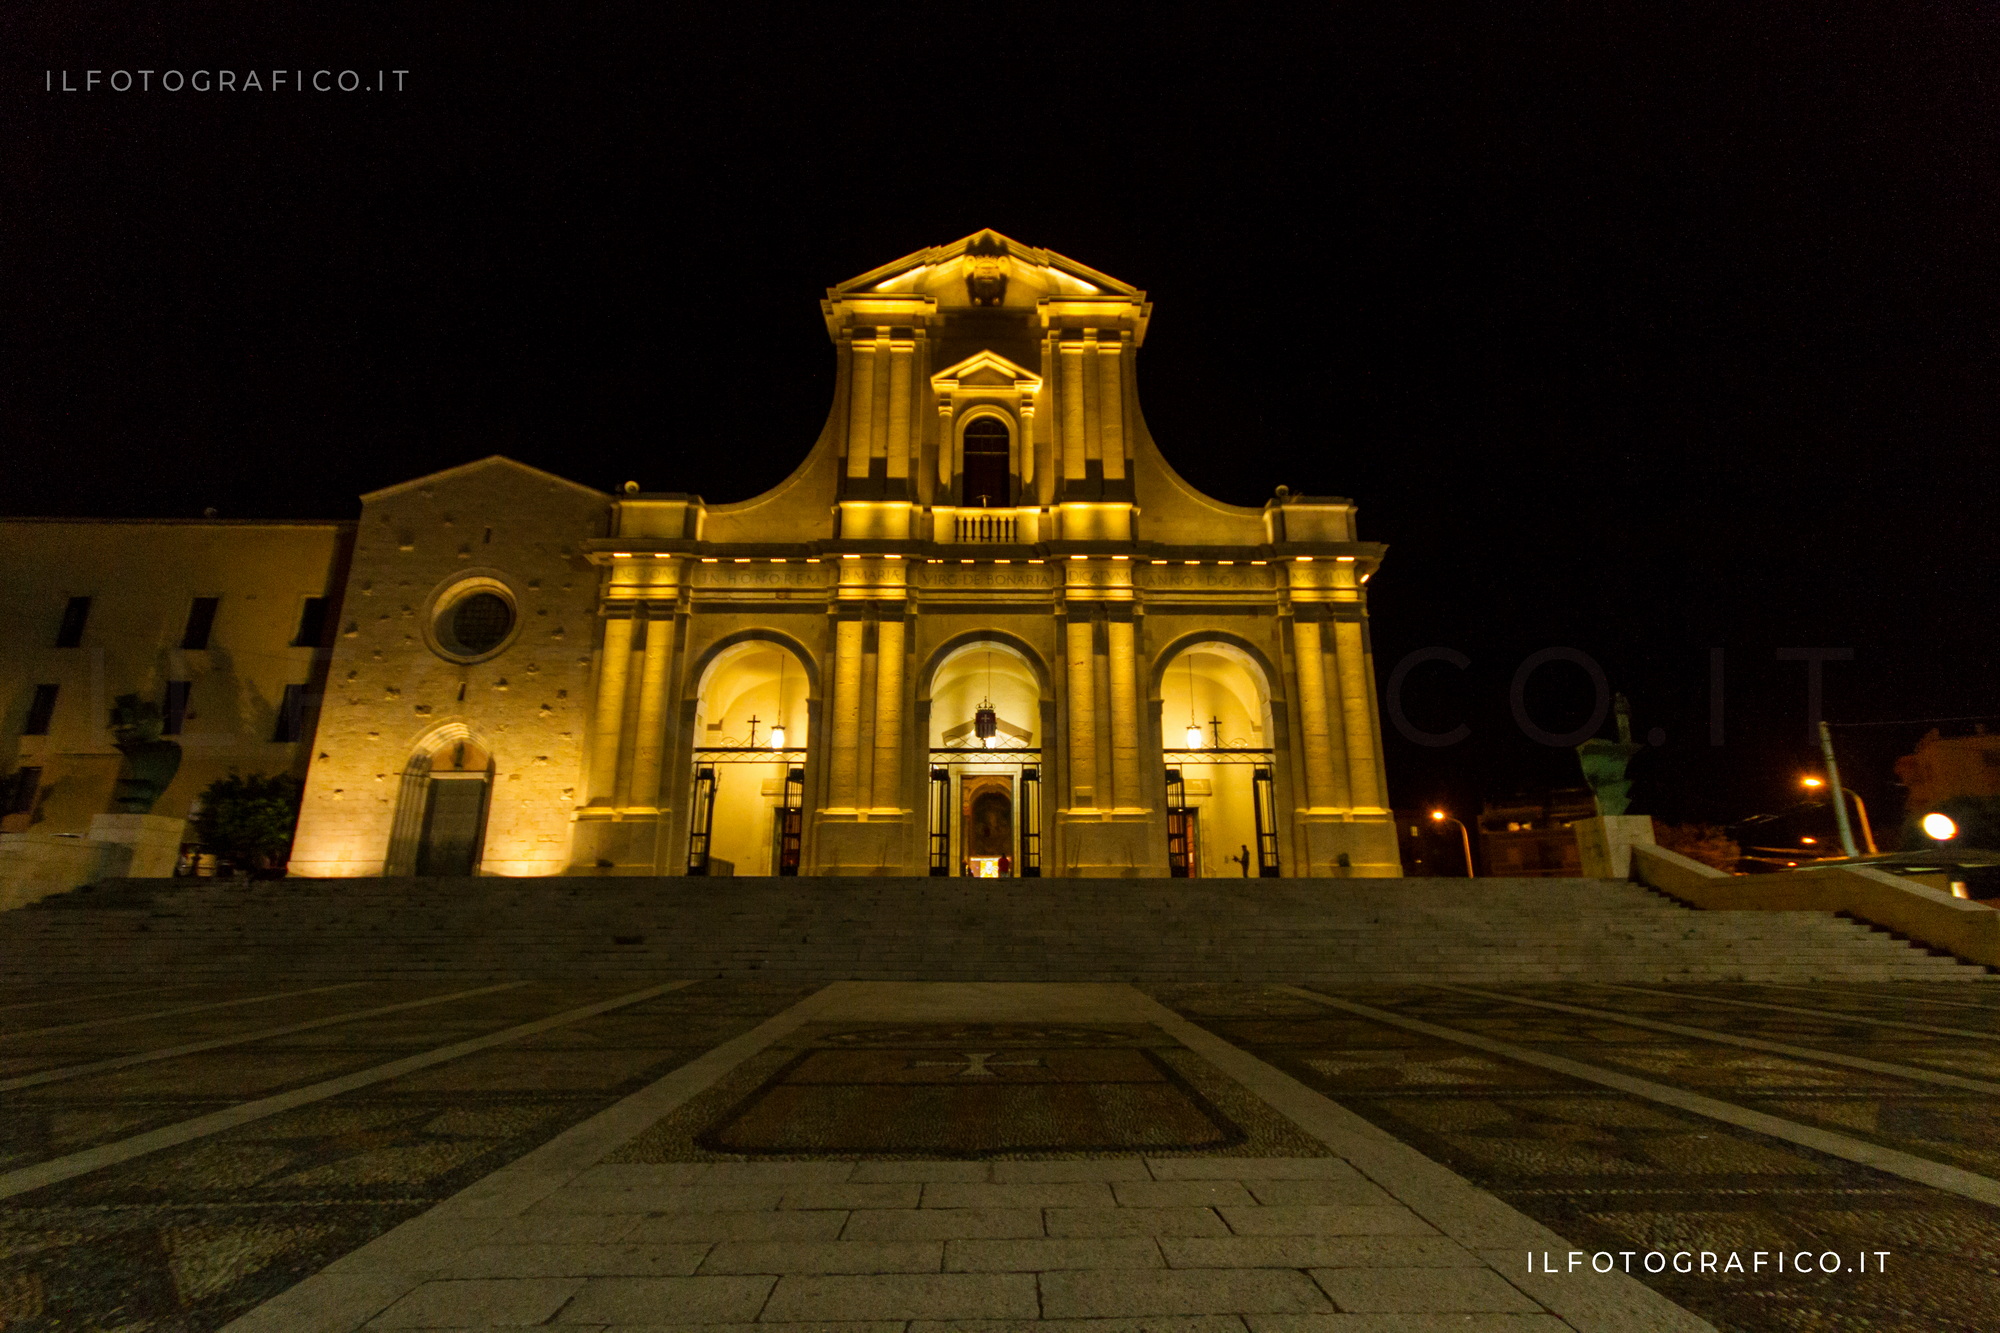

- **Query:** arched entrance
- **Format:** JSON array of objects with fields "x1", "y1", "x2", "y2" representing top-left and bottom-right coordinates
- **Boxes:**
[
  {"x1": 1159, "y1": 641, "x2": 1281, "y2": 878},
  {"x1": 385, "y1": 730, "x2": 495, "y2": 877},
  {"x1": 687, "y1": 639, "x2": 810, "y2": 876},
  {"x1": 925, "y1": 639, "x2": 1042, "y2": 877}
]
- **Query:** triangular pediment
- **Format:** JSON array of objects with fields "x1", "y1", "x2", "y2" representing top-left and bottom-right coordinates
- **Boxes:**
[
  {"x1": 930, "y1": 350, "x2": 1043, "y2": 392},
  {"x1": 360, "y1": 455, "x2": 609, "y2": 503},
  {"x1": 831, "y1": 229, "x2": 1142, "y2": 302}
]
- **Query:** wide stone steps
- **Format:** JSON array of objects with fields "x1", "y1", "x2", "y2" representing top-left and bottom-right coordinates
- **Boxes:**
[{"x1": 0, "y1": 876, "x2": 1987, "y2": 985}]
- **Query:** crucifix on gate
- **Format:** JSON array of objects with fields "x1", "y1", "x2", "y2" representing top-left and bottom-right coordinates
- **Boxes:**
[{"x1": 910, "y1": 1051, "x2": 1043, "y2": 1078}]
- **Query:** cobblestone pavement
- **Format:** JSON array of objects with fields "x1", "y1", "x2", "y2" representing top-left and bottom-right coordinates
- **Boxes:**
[
  {"x1": 1152, "y1": 981, "x2": 2000, "y2": 1333},
  {"x1": 1, "y1": 977, "x2": 1996, "y2": 1331}
]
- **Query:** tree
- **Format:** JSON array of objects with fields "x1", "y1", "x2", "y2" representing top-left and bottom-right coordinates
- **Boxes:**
[
  {"x1": 192, "y1": 773, "x2": 304, "y2": 877},
  {"x1": 1653, "y1": 822, "x2": 1741, "y2": 872}
]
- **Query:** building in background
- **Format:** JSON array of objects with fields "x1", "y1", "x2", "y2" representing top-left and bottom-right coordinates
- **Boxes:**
[
  {"x1": 1894, "y1": 728, "x2": 2000, "y2": 822},
  {"x1": 1477, "y1": 789, "x2": 1595, "y2": 877},
  {"x1": 0, "y1": 518, "x2": 352, "y2": 852}
]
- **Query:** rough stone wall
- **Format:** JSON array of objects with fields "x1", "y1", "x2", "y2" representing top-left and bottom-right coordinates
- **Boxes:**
[{"x1": 290, "y1": 460, "x2": 609, "y2": 877}]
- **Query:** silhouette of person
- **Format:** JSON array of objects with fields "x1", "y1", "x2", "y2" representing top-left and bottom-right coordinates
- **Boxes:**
[{"x1": 1232, "y1": 844, "x2": 1252, "y2": 876}]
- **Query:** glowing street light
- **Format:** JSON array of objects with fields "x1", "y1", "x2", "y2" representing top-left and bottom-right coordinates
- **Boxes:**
[
  {"x1": 1430, "y1": 809, "x2": 1476, "y2": 878},
  {"x1": 1800, "y1": 774, "x2": 1878, "y2": 855},
  {"x1": 1922, "y1": 812, "x2": 1959, "y2": 842}
]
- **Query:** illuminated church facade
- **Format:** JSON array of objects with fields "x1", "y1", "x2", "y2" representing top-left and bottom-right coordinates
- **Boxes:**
[{"x1": 288, "y1": 231, "x2": 1401, "y2": 880}]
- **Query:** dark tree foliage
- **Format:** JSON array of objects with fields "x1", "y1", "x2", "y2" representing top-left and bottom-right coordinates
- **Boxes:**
[{"x1": 193, "y1": 773, "x2": 304, "y2": 876}]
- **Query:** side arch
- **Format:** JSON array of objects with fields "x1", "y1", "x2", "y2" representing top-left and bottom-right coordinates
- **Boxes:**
[
  {"x1": 1147, "y1": 629, "x2": 1283, "y2": 704},
  {"x1": 681, "y1": 627, "x2": 821, "y2": 704}
]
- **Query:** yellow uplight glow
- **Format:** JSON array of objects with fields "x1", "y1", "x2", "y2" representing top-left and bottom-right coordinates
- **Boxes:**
[
  {"x1": 1800, "y1": 776, "x2": 1825, "y2": 789},
  {"x1": 1922, "y1": 812, "x2": 1959, "y2": 841}
]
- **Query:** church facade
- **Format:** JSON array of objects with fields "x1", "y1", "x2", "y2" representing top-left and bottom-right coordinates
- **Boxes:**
[{"x1": 288, "y1": 232, "x2": 1401, "y2": 880}]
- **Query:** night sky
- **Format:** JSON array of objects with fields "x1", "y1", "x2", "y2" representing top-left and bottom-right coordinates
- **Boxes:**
[{"x1": 7, "y1": 5, "x2": 1996, "y2": 840}]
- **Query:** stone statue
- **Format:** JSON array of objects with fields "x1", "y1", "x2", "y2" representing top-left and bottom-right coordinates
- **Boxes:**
[
  {"x1": 1576, "y1": 693, "x2": 1644, "y2": 817},
  {"x1": 108, "y1": 694, "x2": 183, "y2": 814}
]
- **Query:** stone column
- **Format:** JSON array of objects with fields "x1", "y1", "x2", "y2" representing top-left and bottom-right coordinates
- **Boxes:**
[
  {"x1": 1106, "y1": 616, "x2": 1141, "y2": 810},
  {"x1": 1332, "y1": 619, "x2": 1383, "y2": 811},
  {"x1": 1082, "y1": 331, "x2": 1103, "y2": 471},
  {"x1": 587, "y1": 615, "x2": 635, "y2": 806},
  {"x1": 845, "y1": 333, "x2": 876, "y2": 480},
  {"x1": 828, "y1": 616, "x2": 866, "y2": 809},
  {"x1": 1097, "y1": 335, "x2": 1125, "y2": 480},
  {"x1": 871, "y1": 615, "x2": 905, "y2": 812},
  {"x1": 1060, "y1": 336, "x2": 1087, "y2": 483},
  {"x1": 624, "y1": 610, "x2": 676, "y2": 811},
  {"x1": 885, "y1": 337, "x2": 913, "y2": 484},
  {"x1": 1290, "y1": 617, "x2": 1350, "y2": 809},
  {"x1": 1065, "y1": 616, "x2": 1098, "y2": 808}
]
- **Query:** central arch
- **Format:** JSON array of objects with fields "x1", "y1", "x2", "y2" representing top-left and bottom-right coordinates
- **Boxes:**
[{"x1": 919, "y1": 634, "x2": 1050, "y2": 877}]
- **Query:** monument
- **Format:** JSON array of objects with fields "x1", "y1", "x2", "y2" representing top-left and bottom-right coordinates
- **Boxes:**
[{"x1": 1573, "y1": 693, "x2": 1657, "y2": 877}]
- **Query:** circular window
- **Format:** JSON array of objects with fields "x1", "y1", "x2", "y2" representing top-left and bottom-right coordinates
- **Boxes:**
[
  {"x1": 449, "y1": 593, "x2": 513, "y2": 654},
  {"x1": 428, "y1": 579, "x2": 519, "y2": 663}
]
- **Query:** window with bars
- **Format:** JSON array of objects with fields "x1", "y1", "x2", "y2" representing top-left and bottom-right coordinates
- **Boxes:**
[
  {"x1": 182, "y1": 597, "x2": 220, "y2": 650},
  {"x1": 292, "y1": 597, "x2": 330, "y2": 647},
  {"x1": 272, "y1": 684, "x2": 308, "y2": 742},
  {"x1": 4, "y1": 766, "x2": 42, "y2": 815},
  {"x1": 23, "y1": 685, "x2": 59, "y2": 736},
  {"x1": 55, "y1": 597, "x2": 91, "y2": 648},
  {"x1": 163, "y1": 681, "x2": 192, "y2": 735},
  {"x1": 961, "y1": 416, "x2": 1011, "y2": 507}
]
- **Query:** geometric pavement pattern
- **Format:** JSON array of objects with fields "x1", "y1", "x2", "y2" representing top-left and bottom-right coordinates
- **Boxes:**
[{"x1": 3, "y1": 976, "x2": 2000, "y2": 1331}]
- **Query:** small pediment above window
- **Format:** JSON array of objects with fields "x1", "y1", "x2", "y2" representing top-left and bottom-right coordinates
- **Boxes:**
[{"x1": 931, "y1": 350, "x2": 1043, "y2": 394}]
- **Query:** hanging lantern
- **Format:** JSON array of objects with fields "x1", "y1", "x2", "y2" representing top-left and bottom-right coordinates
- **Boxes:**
[
  {"x1": 768, "y1": 724, "x2": 786, "y2": 750},
  {"x1": 1185, "y1": 722, "x2": 1204, "y2": 749},
  {"x1": 974, "y1": 699, "x2": 998, "y2": 748}
]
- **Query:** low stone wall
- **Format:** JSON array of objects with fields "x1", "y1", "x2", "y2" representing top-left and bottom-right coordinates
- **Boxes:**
[
  {"x1": 0, "y1": 833, "x2": 130, "y2": 912},
  {"x1": 1632, "y1": 843, "x2": 2000, "y2": 968}
]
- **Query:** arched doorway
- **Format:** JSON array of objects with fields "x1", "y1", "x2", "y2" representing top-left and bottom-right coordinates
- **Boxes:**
[
  {"x1": 385, "y1": 731, "x2": 494, "y2": 877},
  {"x1": 926, "y1": 639, "x2": 1042, "y2": 877},
  {"x1": 687, "y1": 639, "x2": 810, "y2": 876},
  {"x1": 1159, "y1": 642, "x2": 1281, "y2": 878}
]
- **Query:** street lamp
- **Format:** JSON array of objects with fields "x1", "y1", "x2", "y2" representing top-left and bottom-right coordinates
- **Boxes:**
[
  {"x1": 1922, "y1": 812, "x2": 1959, "y2": 842},
  {"x1": 1800, "y1": 775, "x2": 1878, "y2": 855},
  {"x1": 1430, "y1": 809, "x2": 1476, "y2": 879}
]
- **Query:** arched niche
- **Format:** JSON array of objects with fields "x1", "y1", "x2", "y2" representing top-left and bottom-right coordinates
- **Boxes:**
[
  {"x1": 691, "y1": 638, "x2": 812, "y2": 749},
  {"x1": 384, "y1": 722, "x2": 496, "y2": 877},
  {"x1": 685, "y1": 637, "x2": 812, "y2": 877},
  {"x1": 1155, "y1": 639, "x2": 1280, "y2": 878},
  {"x1": 956, "y1": 410, "x2": 1016, "y2": 507},
  {"x1": 924, "y1": 638, "x2": 1044, "y2": 749}
]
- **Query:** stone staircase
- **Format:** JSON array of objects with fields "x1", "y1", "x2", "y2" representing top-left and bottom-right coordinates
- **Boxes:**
[{"x1": 0, "y1": 875, "x2": 1988, "y2": 986}]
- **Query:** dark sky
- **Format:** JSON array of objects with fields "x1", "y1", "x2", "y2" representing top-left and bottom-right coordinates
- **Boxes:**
[{"x1": 6, "y1": 4, "x2": 1996, "y2": 837}]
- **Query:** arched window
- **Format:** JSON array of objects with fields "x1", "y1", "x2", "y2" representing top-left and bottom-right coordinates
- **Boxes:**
[{"x1": 961, "y1": 416, "x2": 1011, "y2": 507}]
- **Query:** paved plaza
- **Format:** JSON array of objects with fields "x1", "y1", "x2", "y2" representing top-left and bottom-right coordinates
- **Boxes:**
[{"x1": 5, "y1": 969, "x2": 2000, "y2": 1332}]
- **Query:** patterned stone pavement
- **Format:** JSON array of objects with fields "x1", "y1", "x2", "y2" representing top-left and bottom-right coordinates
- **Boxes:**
[
  {"x1": 1153, "y1": 982, "x2": 2000, "y2": 1332},
  {"x1": 1, "y1": 977, "x2": 1998, "y2": 1331},
  {"x1": 0, "y1": 981, "x2": 817, "y2": 1331}
]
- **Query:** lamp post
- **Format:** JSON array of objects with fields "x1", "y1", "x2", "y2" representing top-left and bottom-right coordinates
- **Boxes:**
[
  {"x1": 1800, "y1": 772, "x2": 1877, "y2": 856},
  {"x1": 1813, "y1": 721, "x2": 1862, "y2": 858},
  {"x1": 1430, "y1": 809, "x2": 1476, "y2": 878}
]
